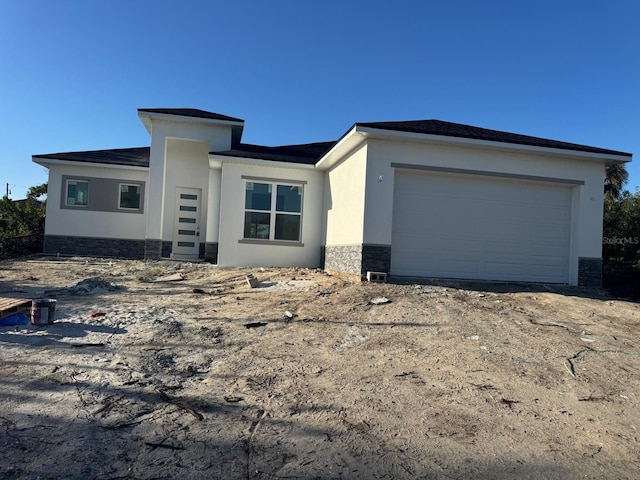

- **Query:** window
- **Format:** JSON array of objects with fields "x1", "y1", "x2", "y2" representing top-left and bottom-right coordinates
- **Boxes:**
[
  {"x1": 244, "y1": 181, "x2": 302, "y2": 242},
  {"x1": 66, "y1": 180, "x2": 89, "y2": 207},
  {"x1": 119, "y1": 184, "x2": 141, "y2": 210}
]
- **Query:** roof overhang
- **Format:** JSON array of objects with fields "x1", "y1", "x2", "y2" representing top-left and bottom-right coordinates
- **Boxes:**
[
  {"x1": 315, "y1": 125, "x2": 632, "y2": 170},
  {"x1": 208, "y1": 154, "x2": 316, "y2": 171},
  {"x1": 32, "y1": 156, "x2": 149, "y2": 171},
  {"x1": 138, "y1": 110, "x2": 245, "y2": 145},
  {"x1": 314, "y1": 125, "x2": 367, "y2": 170}
]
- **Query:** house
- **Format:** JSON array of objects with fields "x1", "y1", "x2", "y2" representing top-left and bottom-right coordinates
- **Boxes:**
[{"x1": 32, "y1": 108, "x2": 632, "y2": 287}]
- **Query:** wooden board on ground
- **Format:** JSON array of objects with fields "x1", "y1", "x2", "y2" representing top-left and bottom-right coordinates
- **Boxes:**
[
  {"x1": 0, "y1": 297, "x2": 32, "y2": 319},
  {"x1": 153, "y1": 273, "x2": 185, "y2": 283}
]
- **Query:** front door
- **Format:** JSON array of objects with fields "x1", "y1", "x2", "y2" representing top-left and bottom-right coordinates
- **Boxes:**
[{"x1": 172, "y1": 187, "x2": 201, "y2": 260}]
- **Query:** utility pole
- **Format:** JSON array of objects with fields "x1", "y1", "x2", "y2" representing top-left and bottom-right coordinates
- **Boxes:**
[{"x1": 5, "y1": 183, "x2": 8, "y2": 199}]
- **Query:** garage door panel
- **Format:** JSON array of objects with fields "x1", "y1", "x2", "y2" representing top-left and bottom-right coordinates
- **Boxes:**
[
  {"x1": 529, "y1": 243, "x2": 568, "y2": 257},
  {"x1": 394, "y1": 204, "x2": 441, "y2": 220},
  {"x1": 439, "y1": 259, "x2": 481, "y2": 275},
  {"x1": 486, "y1": 241, "x2": 528, "y2": 255},
  {"x1": 441, "y1": 216, "x2": 485, "y2": 235},
  {"x1": 531, "y1": 255, "x2": 562, "y2": 272},
  {"x1": 529, "y1": 185, "x2": 571, "y2": 204},
  {"x1": 393, "y1": 253, "x2": 437, "y2": 271},
  {"x1": 531, "y1": 224, "x2": 570, "y2": 243},
  {"x1": 484, "y1": 221, "x2": 530, "y2": 240},
  {"x1": 530, "y1": 264, "x2": 567, "y2": 279},
  {"x1": 489, "y1": 203, "x2": 528, "y2": 219},
  {"x1": 393, "y1": 214, "x2": 440, "y2": 231},
  {"x1": 531, "y1": 205, "x2": 570, "y2": 224},
  {"x1": 431, "y1": 236, "x2": 486, "y2": 253},
  {"x1": 391, "y1": 171, "x2": 571, "y2": 283},
  {"x1": 485, "y1": 261, "x2": 527, "y2": 276}
]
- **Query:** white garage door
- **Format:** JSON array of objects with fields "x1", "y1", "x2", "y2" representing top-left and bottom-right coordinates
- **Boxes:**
[{"x1": 391, "y1": 170, "x2": 572, "y2": 283}]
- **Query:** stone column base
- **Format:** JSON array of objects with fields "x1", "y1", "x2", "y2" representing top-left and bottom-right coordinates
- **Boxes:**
[
  {"x1": 144, "y1": 239, "x2": 162, "y2": 260},
  {"x1": 578, "y1": 257, "x2": 602, "y2": 287},
  {"x1": 323, "y1": 244, "x2": 391, "y2": 280},
  {"x1": 205, "y1": 243, "x2": 219, "y2": 263}
]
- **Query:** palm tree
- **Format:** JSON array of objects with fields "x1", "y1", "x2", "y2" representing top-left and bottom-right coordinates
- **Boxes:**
[{"x1": 605, "y1": 163, "x2": 628, "y2": 200}]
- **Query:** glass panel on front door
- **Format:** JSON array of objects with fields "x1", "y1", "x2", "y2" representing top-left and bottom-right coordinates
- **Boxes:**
[{"x1": 172, "y1": 188, "x2": 201, "y2": 259}]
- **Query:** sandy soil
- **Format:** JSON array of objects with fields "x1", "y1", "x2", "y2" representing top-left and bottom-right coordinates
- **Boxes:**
[{"x1": 0, "y1": 257, "x2": 639, "y2": 480}]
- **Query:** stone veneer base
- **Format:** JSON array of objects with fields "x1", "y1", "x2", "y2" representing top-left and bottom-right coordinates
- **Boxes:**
[
  {"x1": 362, "y1": 245, "x2": 392, "y2": 274},
  {"x1": 45, "y1": 235, "x2": 145, "y2": 259},
  {"x1": 152, "y1": 240, "x2": 204, "y2": 260},
  {"x1": 323, "y1": 245, "x2": 363, "y2": 276},
  {"x1": 578, "y1": 257, "x2": 603, "y2": 288},
  {"x1": 144, "y1": 239, "x2": 162, "y2": 260},
  {"x1": 323, "y1": 244, "x2": 392, "y2": 280},
  {"x1": 205, "y1": 243, "x2": 219, "y2": 263}
]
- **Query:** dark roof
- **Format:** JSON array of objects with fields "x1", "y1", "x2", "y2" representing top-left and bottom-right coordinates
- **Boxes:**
[
  {"x1": 138, "y1": 108, "x2": 244, "y2": 123},
  {"x1": 32, "y1": 119, "x2": 630, "y2": 170},
  {"x1": 33, "y1": 147, "x2": 150, "y2": 168},
  {"x1": 212, "y1": 141, "x2": 336, "y2": 165},
  {"x1": 12, "y1": 198, "x2": 42, "y2": 208},
  {"x1": 357, "y1": 120, "x2": 632, "y2": 157}
]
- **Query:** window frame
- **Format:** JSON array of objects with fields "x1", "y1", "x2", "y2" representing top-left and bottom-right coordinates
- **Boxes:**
[
  {"x1": 118, "y1": 182, "x2": 143, "y2": 211},
  {"x1": 65, "y1": 179, "x2": 90, "y2": 207},
  {"x1": 242, "y1": 178, "x2": 305, "y2": 244}
]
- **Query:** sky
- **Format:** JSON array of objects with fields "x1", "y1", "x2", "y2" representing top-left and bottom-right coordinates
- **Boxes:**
[{"x1": 0, "y1": 0, "x2": 638, "y2": 200}]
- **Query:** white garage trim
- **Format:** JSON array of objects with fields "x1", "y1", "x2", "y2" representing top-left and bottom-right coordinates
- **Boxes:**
[
  {"x1": 391, "y1": 169, "x2": 573, "y2": 283},
  {"x1": 390, "y1": 162, "x2": 585, "y2": 185}
]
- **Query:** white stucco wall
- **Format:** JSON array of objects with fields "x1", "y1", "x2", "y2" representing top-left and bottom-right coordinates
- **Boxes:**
[
  {"x1": 206, "y1": 168, "x2": 222, "y2": 244},
  {"x1": 362, "y1": 138, "x2": 607, "y2": 284},
  {"x1": 161, "y1": 138, "x2": 212, "y2": 241},
  {"x1": 217, "y1": 161, "x2": 324, "y2": 267},
  {"x1": 144, "y1": 118, "x2": 233, "y2": 242},
  {"x1": 45, "y1": 164, "x2": 149, "y2": 239},
  {"x1": 322, "y1": 144, "x2": 368, "y2": 246}
]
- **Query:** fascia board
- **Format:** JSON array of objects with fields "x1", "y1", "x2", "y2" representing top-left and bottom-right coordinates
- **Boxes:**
[
  {"x1": 32, "y1": 157, "x2": 149, "y2": 172},
  {"x1": 137, "y1": 111, "x2": 244, "y2": 129},
  {"x1": 314, "y1": 126, "x2": 366, "y2": 170},
  {"x1": 357, "y1": 126, "x2": 632, "y2": 164},
  {"x1": 208, "y1": 154, "x2": 316, "y2": 170}
]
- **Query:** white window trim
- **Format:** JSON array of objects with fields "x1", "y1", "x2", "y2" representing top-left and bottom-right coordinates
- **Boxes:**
[
  {"x1": 65, "y1": 179, "x2": 89, "y2": 207},
  {"x1": 242, "y1": 180, "x2": 304, "y2": 243},
  {"x1": 118, "y1": 182, "x2": 142, "y2": 211}
]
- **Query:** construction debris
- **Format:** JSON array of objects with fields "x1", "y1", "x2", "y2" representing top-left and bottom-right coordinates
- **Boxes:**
[
  {"x1": 529, "y1": 317, "x2": 570, "y2": 329},
  {"x1": 155, "y1": 388, "x2": 203, "y2": 421},
  {"x1": 370, "y1": 296, "x2": 391, "y2": 305},
  {"x1": 153, "y1": 272, "x2": 185, "y2": 282},
  {"x1": 246, "y1": 274, "x2": 259, "y2": 288},
  {"x1": 0, "y1": 297, "x2": 32, "y2": 321},
  {"x1": 244, "y1": 321, "x2": 267, "y2": 329},
  {"x1": 70, "y1": 277, "x2": 119, "y2": 295},
  {"x1": 224, "y1": 395, "x2": 244, "y2": 403}
]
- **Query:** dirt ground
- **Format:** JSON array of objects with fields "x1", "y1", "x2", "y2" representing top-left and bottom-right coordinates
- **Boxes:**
[{"x1": 0, "y1": 257, "x2": 639, "y2": 480}]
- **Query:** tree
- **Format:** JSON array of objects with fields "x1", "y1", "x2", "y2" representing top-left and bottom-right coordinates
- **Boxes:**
[
  {"x1": 27, "y1": 182, "x2": 48, "y2": 200},
  {"x1": 604, "y1": 163, "x2": 629, "y2": 200},
  {"x1": 0, "y1": 187, "x2": 46, "y2": 240},
  {"x1": 603, "y1": 190, "x2": 640, "y2": 264}
]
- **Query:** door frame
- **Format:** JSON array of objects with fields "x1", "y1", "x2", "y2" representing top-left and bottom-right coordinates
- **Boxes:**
[{"x1": 171, "y1": 186, "x2": 202, "y2": 260}]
